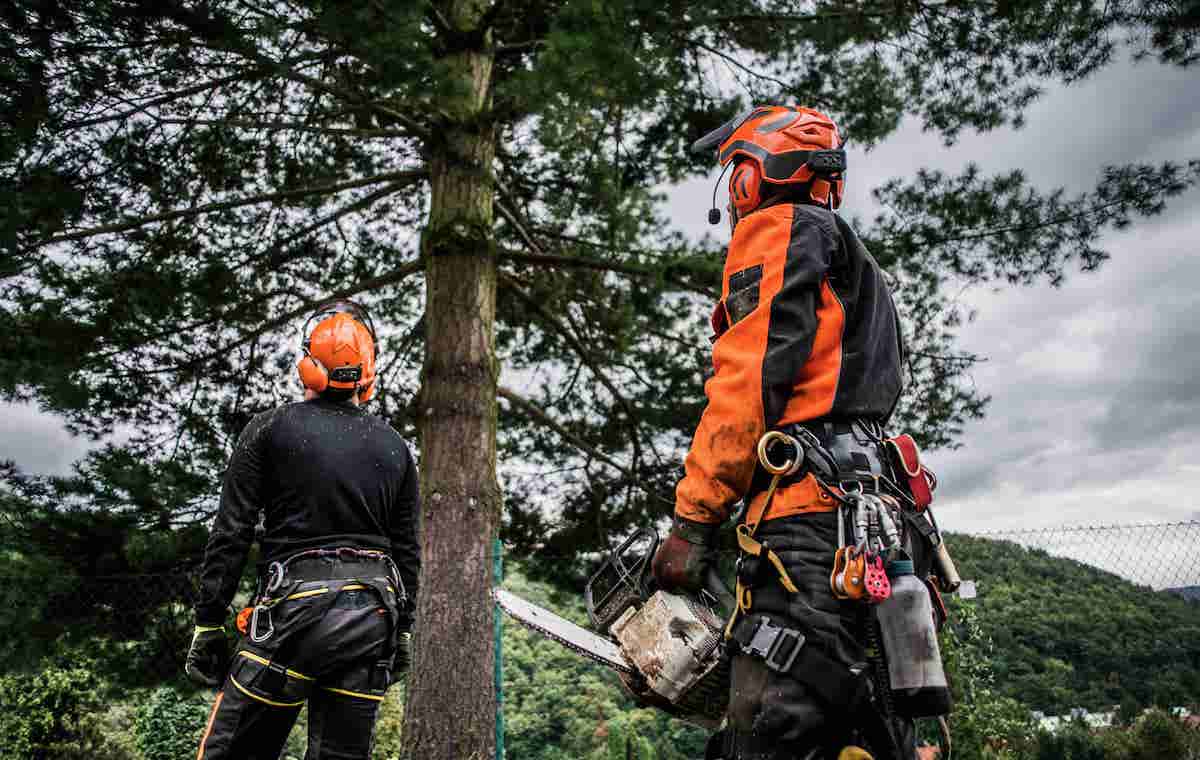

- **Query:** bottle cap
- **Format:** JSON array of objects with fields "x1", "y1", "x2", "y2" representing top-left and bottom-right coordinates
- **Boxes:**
[{"x1": 886, "y1": 559, "x2": 914, "y2": 578}]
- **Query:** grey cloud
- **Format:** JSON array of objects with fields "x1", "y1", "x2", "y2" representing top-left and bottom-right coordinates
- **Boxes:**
[{"x1": 0, "y1": 402, "x2": 91, "y2": 476}]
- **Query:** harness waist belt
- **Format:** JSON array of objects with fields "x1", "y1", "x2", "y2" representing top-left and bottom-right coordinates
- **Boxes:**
[
  {"x1": 747, "y1": 418, "x2": 888, "y2": 502},
  {"x1": 731, "y1": 615, "x2": 869, "y2": 711},
  {"x1": 791, "y1": 420, "x2": 887, "y2": 483},
  {"x1": 282, "y1": 558, "x2": 392, "y2": 582}
]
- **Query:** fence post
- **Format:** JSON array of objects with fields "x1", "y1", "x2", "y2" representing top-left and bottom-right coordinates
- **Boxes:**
[{"x1": 494, "y1": 538, "x2": 505, "y2": 760}]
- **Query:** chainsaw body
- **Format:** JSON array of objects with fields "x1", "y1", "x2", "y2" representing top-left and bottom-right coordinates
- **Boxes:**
[{"x1": 584, "y1": 529, "x2": 731, "y2": 728}]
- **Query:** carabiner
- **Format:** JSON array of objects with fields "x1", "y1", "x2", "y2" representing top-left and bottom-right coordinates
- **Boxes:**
[
  {"x1": 249, "y1": 604, "x2": 275, "y2": 643},
  {"x1": 265, "y1": 561, "x2": 285, "y2": 594},
  {"x1": 756, "y1": 431, "x2": 804, "y2": 476}
]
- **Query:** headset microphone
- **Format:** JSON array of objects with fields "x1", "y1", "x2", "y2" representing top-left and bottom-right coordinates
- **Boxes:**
[{"x1": 707, "y1": 161, "x2": 734, "y2": 225}]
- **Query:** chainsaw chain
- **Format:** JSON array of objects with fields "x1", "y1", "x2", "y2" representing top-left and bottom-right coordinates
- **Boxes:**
[{"x1": 497, "y1": 599, "x2": 634, "y2": 675}]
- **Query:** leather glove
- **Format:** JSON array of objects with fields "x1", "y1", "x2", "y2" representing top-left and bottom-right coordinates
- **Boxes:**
[
  {"x1": 392, "y1": 631, "x2": 412, "y2": 680},
  {"x1": 651, "y1": 516, "x2": 721, "y2": 592},
  {"x1": 185, "y1": 625, "x2": 231, "y2": 688}
]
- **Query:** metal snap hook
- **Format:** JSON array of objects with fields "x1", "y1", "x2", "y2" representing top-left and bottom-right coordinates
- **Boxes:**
[
  {"x1": 265, "y1": 561, "x2": 285, "y2": 594},
  {"x1": 757, "y1": 431, "x2": 804, "y2": 476},
  {"x1": 249, "y1": 605, "x2": 275, "y2": 643}
]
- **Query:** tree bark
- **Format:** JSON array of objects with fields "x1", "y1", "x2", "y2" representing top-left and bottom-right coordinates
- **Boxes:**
[{"x1": 401, "y1": 1, "x2": 499, "y2": 759}]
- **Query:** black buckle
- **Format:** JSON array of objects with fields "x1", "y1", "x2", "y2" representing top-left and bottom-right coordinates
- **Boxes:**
[
  {"x1": 735, "y1": 540, "x2": 772, "y2": 589},
  {"x1": 744, "y1": 618, "x2": 805, "y2": 673},
  {"x1": 329, "y1": 365, "x2": 362, "y2": 384},
  {"x1": 371, "y1": 659, "x2": 391, "y2": 691},
  {"x1": 259, "y1": 661, "x2": 288, "y2": 695}
]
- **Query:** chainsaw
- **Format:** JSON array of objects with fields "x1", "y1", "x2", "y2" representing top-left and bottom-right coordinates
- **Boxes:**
[{"x1": 494, "y1": 528, "x2": 736, "y2": 729}]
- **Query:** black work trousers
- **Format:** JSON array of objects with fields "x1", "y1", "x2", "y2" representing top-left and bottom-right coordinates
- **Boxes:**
[
  {"x1": 726, "y1": 511, "x2": 917, "y2": 760},
  {"x1": 198, "y1": 581, "x2": 396, "y2": 760}
]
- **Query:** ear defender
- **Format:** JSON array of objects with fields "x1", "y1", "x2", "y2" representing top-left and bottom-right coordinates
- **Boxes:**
[
  {"x1": 728, "y1": 160, "x2": 763, "y2": 220},
  {"x1": 357, "y1": 380, "x2": 376, "y2": 403},
  {"x1": 297, "y1": 351, "x2": 329, "y2": 393}
]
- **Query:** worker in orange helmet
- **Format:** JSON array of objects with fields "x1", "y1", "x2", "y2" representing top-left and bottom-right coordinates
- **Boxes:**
[
  {"x1": 652, "y1": 107, "x2": 925, "y2": 759},
  {"x1": 187, "y1": 300, "x2": 421, "y2": 759}
]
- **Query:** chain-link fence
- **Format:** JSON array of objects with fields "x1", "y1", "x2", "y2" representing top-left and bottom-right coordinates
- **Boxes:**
[
  {"x1": 9, "y1": 520, "x2": 1197, "y2": 682},
  {"x1": 967, "y1": 520, "x2": 1200, "y2": 593}
]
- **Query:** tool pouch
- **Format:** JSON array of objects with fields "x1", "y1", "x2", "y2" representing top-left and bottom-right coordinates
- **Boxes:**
[{"x1": 884, "y1": 434, "x2": 935, "y2": 511}]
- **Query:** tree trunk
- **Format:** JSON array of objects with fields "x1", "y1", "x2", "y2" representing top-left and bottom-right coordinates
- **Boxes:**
[{"x1": 401, "y1": 2, "x2": 498, "y2": 759}]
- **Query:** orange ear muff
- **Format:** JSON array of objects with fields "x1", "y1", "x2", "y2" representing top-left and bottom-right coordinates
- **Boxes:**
[
  {"x1": 728, "y1": 161, "x2": 763, "y2": 219},
  {"x1": 357, "y1": 379, "x2": 375, "y2": 403},
  {"x1": 297, "y1": 353, "x2": 329, "y2": 393}
]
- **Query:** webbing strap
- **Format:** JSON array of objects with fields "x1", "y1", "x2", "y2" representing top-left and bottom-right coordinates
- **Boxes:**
[
  {"x1": 735, "y1": 528, "x2": 799, "y2": 594},
  {"x1": 725, "y1": 472, "x2": 804, "y2": 639},
  {"x1": 731, "y1": 615, "x2": 869, "y2": 711}
]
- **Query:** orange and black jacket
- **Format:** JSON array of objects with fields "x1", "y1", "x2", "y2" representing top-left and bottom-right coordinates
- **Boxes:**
[{"x1": 676, "y1": 202, "x2": 904, "y2": 525}]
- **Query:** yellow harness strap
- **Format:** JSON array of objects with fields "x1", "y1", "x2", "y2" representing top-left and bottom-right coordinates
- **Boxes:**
[{"x1": 723, "y1": 465, "x2": 802, "y2": 639}]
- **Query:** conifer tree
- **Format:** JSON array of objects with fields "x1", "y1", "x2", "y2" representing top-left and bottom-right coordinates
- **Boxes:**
[{"x1": 2, "y1": 2, "x2": 1197, "y2": 755}]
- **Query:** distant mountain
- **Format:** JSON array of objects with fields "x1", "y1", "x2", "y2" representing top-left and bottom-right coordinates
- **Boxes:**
[
  {"x1": 945, "y1": 534, "x2": 1200, "y2": 714},
  {"x1": 1166, "y1": 585, "x2": 1200, "y2": 602}
]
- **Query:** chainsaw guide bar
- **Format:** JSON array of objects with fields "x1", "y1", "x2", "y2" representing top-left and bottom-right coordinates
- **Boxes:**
[{"x1": 494, "y1": 588, "x2": 635, "y2": 675}]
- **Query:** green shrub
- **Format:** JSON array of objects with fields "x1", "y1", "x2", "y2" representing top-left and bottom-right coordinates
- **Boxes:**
[
  {"x1": 939, "y1": 601, "x2": 1035, "y2": 760},
  {"x1": 1123, "y1": 709, "x2": 1200, "y2": 760},
  {"x1": 134, "y1": 686, "x2": 213, "y2": 760},
  {"x1": 0, "y1": 662, "x2": 115, "y2": 759}
]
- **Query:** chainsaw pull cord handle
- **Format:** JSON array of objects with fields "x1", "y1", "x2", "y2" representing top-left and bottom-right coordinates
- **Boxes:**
[{"x1": 725, "y1": 432, "x2": 806, "y2": 640}]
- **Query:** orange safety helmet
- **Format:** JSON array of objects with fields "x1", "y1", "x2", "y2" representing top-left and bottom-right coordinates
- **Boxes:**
[
  {"x1": 693, "y1": 105, "x2": 846, "y2": 227},
  {"x1": 296, "y1": 300, "x2": 378, "y2": 403}
]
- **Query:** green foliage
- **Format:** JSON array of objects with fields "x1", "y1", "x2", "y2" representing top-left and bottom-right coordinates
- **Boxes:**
[
  {"x1": 500, "y1": 569, "x2": 706, "y2": 760},
  {"x1": 0, "y1": 661, "x2": 121, "y2": 760},
  {"x1": 939, "y1": 601, "x2": 1035, "y2": 759},
  {"x1": 1024, "y1": 709, "x2": 1200, "y2": 760},
  {"x1": 133, "y1": 686, "x2": 212, "y2": 760},
  {"x1": 946, "y1": 535, "x2": 1200, "y2": 714}
]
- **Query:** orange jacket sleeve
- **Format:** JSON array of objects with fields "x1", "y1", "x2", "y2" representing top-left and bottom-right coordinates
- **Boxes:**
[{"x1": 675, "y1": 204, "x2": 841, "y2": 524}]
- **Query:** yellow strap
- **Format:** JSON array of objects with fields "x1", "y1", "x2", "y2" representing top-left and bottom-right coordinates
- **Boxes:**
[
  {"x1": 322, "y1": 685, "x2": 384, "y2": 702},
  {"x1": 736, "y1": 527, "x2": 800, "y2": 594},
  {"x1": 285, "y1": 587, "x2": 329, "y2": 601},
  {"x1": 236, "y1": 651, "x2": 314, "y2": 681},
  {"x1": 230, "y1": 676, "x2": 305, "y2": 708},
  {"x1": 725, "y1": 472, "x2": 783, "y2": 639},
  {"x1": 194, "y1": 625, "x2": 223, "y2": 634}
]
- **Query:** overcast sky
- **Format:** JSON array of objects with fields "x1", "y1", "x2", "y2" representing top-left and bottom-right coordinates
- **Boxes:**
[{"x1": 3, "y1": 53, "x2": 1198, "y2": 543}]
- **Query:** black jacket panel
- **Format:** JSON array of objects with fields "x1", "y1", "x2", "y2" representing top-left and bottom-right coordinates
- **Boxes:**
[
  {"x1": 828, "y1": 212, "x2": 905, "y2": 419},
  {"x1": 195, "y1": 398, "x2": 420, "y2": 626}
]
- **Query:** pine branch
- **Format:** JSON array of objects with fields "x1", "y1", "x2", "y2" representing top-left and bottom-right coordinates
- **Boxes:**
[
  {"x1": 59, "y1": 71, "x2": 261, "y2": 130},
  {"x1": 112, "y1": 260, "x2": 426, "y2": 377},
  {"x1": 263, "y1": 181, "x2": 413, "y2": 262},
  {"x1": 495, "y1": 199, "x2": 717, "y2": 296},
  {"x1": 26, "y1": 169, "x2": 426, "y2": 251},
  {"x1": 497, "y1": 386, "x2": 630, "y2": 475},
  {"x1": 155, "y1": 117, "x2": 411, "y2": 139},
  {"x1": 498, "y1": 272, "x2": 651, "y2": 472}
]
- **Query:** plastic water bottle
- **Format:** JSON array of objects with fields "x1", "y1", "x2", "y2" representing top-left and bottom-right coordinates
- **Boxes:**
[{"x1": 875, "y1": 559, "x2": 952, "y2": 717}]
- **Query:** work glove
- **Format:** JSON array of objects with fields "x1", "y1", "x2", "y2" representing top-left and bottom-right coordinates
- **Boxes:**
[
  {"x1": 185, "y1": 625, "x2": 231, "y2": 688},
  {"x1": 392, "y1": 631, "x2": 412, "y2": 681},
  {"x1": 652, "y1": 515, "x2": 721, "y2": 593}
]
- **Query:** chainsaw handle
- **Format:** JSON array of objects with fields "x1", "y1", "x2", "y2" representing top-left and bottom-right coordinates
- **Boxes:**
[{"x1": 703, "y1": 566, "x2": 736, "y2": 614}]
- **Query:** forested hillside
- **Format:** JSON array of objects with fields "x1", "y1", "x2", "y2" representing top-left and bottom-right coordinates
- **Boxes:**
[
  {"x1": 945, "y1": 535, "x2": 1200, "y2": 714},
  {"x1": 2, "y1": 536, "x2": 1198, "y2": 758}
]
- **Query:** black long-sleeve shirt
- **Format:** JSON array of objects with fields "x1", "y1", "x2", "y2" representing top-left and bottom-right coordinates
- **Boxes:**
[{"x1": 195, "y1": 398, "x2": 420, "y2": 626}]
